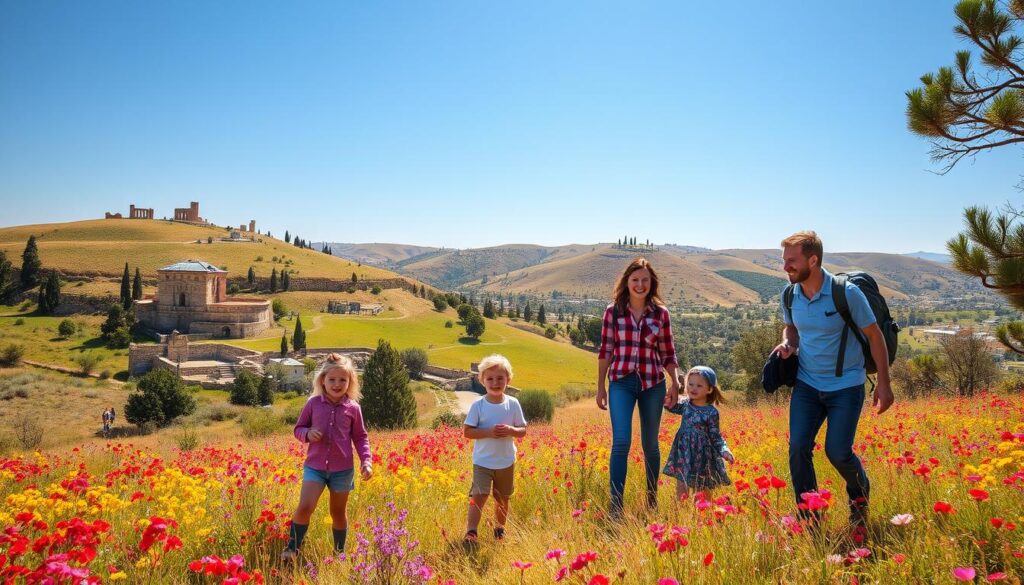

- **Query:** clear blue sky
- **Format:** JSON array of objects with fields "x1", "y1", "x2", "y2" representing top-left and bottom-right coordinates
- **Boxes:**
[{"x1": 0, "y1": 1, "x2": 1019, "y2": 253}]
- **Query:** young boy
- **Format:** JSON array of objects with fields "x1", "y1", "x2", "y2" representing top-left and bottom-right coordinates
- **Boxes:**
[{"x1": 463, "y1": 354, "x2": 527, "y2": 542}]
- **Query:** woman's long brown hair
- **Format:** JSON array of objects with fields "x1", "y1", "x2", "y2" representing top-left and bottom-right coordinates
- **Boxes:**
[{"x1": 612, "y1": 257, "x2": 664, "y2": 313}]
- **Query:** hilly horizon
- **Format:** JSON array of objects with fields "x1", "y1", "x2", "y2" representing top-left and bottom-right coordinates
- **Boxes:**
[{"x1": 320, "y1": 240, "x2": 977, "y2": 306}]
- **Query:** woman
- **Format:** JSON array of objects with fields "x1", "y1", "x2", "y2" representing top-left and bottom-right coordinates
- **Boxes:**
[{"x1": 597, "y1": 258, "x2": 679, "y2": 516}]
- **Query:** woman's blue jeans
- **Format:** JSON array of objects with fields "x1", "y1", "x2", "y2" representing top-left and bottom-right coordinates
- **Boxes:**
[
  {"x1": 608, "y1": 373, "x2": 666, "y2": 515},
  {"x1": 788, "y1": 380, "x2": 870, "y2": 509}
]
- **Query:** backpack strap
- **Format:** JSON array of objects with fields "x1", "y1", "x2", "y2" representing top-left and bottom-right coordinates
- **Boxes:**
[
  {"x1": 832, "y1": 274, "x2": 869, "y2": 377},
  {"x1": 783, "y1": 284, "x2": 795, "y2": 325}
]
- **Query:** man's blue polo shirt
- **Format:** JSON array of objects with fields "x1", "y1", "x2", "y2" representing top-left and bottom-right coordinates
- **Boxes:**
[{"x1": 780, "y1": 269, "x2": 876, "y2": 391}]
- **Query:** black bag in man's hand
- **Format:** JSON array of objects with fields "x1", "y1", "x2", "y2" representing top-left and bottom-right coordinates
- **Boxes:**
[{"x1": 761, "y1": 350, "x2": 798, "y2": 393}]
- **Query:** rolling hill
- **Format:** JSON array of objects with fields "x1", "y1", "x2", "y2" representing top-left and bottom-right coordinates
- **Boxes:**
[
  {"x1": 320, "y1": 242, "x2": 440, "y2": 266},
  {"x1": 0, "y1": 219, "x2": 404, "y2": 282}
]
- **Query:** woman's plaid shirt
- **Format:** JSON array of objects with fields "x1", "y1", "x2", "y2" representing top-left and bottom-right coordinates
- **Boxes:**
[{"x1": 598, "y1": 303, "x2": 678, "y2": 390}]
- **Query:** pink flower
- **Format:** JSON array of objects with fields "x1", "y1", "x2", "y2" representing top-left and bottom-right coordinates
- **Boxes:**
[
  {"x1": 658, "y1": 579, "x2": 680, "y2": 585},
  {"x1": 512, "y1": 561, "x2": 533, "y2": 571},
  {"x1": 545, "y1": 549, "x2": 566, "y2": 561},
  {"x1": 890, "y1": 514, "x2": 914, "y2": 526},
  {"x1": 952, "y1": 567, "x2": 977, "y2": 581},
  {"x1": 554, "y1": 566, "x2": 569, "y2": 582},
  {"x1": 588, "y1": 575, "x2": 609, "y2": 585},
  {"x1": 988, "y1": 573, "x2": 1008, "y2": 582},
  {"x1": 893, "y1": 553, "x2": 906, "y2": 565}
]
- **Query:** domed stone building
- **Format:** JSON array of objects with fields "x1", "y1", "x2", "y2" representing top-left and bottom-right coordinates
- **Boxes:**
[{"x1": 134, "y1": 260, "x2": 272, "y2": 338}]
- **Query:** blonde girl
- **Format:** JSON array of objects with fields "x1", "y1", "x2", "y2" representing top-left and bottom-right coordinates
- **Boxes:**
[{"x1": 283, "y1": 353, "x2": 372, "y2": 562}]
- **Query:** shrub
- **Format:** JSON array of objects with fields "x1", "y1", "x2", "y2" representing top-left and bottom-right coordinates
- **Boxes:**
[
  {"x1": 240, "y1": 409, "x2": 283, "y2": 438},
  {"x1": 371, "y1": 286, "x2": 382, "y2": 295},
  {"x1": 432, "y1": 296, "x2": 448, "y2": 312},
  {"x1": 400, "y1": 348, "x2": 429, "y2": 380},
  {"x1": 302, "y1": 358, "x2": 317, "y2": 374},
  {"x1": 99, "y1": 370, "x2": 111, "y2": 380},
  {"x1": 0, "y1": 344, "x2": 25, "y2": 367},
  {"x1": 555, "y1": 383, "x2": 590, "y2": 406},
  {"x1": 58, "y1": 319, "x2": 76, "y2": 338},
  {"x1": 444, "y1": 320, "x2": 453, "y2": 328},
  {"x1": 14, "y1": 418, "x2": 44, "y2": 450},
  {"x1": 13, "y1": 318, "x2": 24, "y2": 326},
  {"x1": 176, "y1": 426, "x2": 201, "y2": 452},
  {"x1": 230, "y1": 370, "x2": 262, "y2": 406},
  {"x1": 196, "y1": 403, "x2": 241, "y2": 423},
  {"x1": 999, "y1": 372, "x2": 1024, "y2": 394},
  {"x1": 272, "y1": 299, "x2": 287, "y2": 321},
  {"x1": 545, "y1": 326, "x2": 557, "y2": 339},
  {"x1": 279, "y1": 402, "x2": 304, "y2": 425},
  {"x1": 518, "y1": 389, "x2": 554, "y2": 424},
  {"x1": 125, "y1": 369, "x2": 196, "y2": 428},
  {"x1": 227, "y1": 283, "x2": 240, "y2": 295},
  {"x1": 74, "y1": 352, "x2": 102, "y2": 375},
  {"x1": 431, "y1": 409, "x2": 463, "y2": 430}
]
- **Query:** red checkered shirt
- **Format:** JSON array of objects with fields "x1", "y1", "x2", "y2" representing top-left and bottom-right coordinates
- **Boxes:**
[{"x1": 598, "y1": 303, "x2": 678, "y2": 390}]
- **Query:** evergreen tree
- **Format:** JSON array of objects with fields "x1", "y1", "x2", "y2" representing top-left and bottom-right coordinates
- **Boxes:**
[
  {"x1": 285, "y1": 230, "x2": 291, "y2": 244},
  {"x1": 257, "y1": 375, "x2": 276, "y2": 406},
  {"x1": 465, "y1": 313, "x2": 486, "y2": 338},
  {"x1": 411, "y1": 284, "x2": 418, "y2": 295},
  {"x1": 270, "y1": 268, "x2": 278, "y2": 293},
  {"x1": 132, "y1": 268, "x2": 143, "y2": 300},
  {"x1": 0, "y1": 251, "x2": 12, "y2": 302},
  {"x1": 37, "y1": 270, "x2": 61, "y2": 314},
  {"x1": 229, "y1": 370, "x2": 261, "y2": 406},
  {"x1": 361, "y1": 339, "x2": 416, "y2": 429},
  {"x1": 537, "y1": 304, "x2": 546, "y2": 324},
  {"x1": 20, "y1": 235, "x2": 41, "y2": 289},
  {"x1": 419, "y1": 287, "x2": 426, "y2": 298},
  {"x1": 282, "y1": 270, "x2": 290, "y2": 291},
  {"x1": 352, "y1": 272, "x2": 358, "y2": 283},
  {"x1": 292, "y1": 316, "x2": 306, "y2": 351},
  {"x1": 120, "y1": 263, "x2": 132, "y2": 310},
  {"x1": 483, "y1": 299, "x2": 495, "y2": 319},
  {"x1": 523, "y1": 302, "x2": 533, "y2": 322},
  {"x1": 280, "y1": 333, "x2": 288, "y2": 357},
  {"x1": 247, "y1": 266, "x2": 256, "y2": 287}
]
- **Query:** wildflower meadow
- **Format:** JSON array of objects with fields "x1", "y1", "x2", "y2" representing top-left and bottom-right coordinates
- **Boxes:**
[{"x1": 1, "y1": 393, "x2": 1022, "y2": 583}]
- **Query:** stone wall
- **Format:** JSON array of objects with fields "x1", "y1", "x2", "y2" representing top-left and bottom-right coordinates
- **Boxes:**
[
  {"x1": 128, "y1": 344, "x2": 164, "y2": 375},
  {"x1": 229, "y1": 276, "x2": 412, "y2": 293},
  {"x1": 423, "y1": 364, "x2": 471, "y2": 380}
]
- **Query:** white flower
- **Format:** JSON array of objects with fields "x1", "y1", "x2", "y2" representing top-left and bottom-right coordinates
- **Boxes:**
[
  {"x1": 890, "y1": 513, "x2": 914, "y2": 526},
  {"x1": 826, "y1": 554, "x2": 844, "y2": 564}
]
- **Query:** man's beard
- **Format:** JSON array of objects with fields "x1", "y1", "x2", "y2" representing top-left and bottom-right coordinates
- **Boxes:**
[{"x1": 787, "y1": 267, "x2": 811, "y2": 284}]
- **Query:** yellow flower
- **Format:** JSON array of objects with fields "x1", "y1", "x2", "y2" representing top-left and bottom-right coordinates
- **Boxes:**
[{"x1": 110, "y1": 572, "x2": 128, "y2": 580}]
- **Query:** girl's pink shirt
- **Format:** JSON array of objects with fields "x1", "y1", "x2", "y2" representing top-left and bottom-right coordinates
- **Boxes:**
[{"x1": 293, "y1": 395, "x2": 371, "y2": 473}]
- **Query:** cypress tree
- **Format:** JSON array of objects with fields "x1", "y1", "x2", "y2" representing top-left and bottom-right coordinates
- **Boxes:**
[
  {"x1": 120, "y1": 263, "x2": 132, "y2": 309},
  {"x1": 257, "y1": 375, "x2": 275, "y2": 406},
  {"x1": 285, "y1": 230, "x2": 291, "y2": 244},
  {"x1": 270, "y1": 268, "x2": 278, "y2": 293},
  {"x1": 292, "y1": 316, "x2": 306, "y2": 351},
  {"x1": 537, "y1": 303, "x2": 546, "y2": 324},
  {"x1": 0, "y1": 251, "x2": 12, "y2": 301},
  {"x1": 282, "y1": 270, "x2": 290, "y2": 291},
  {"x1": 132, "y1": 268, "x2": 143, "y2": 300},
  {"x1": 523, "y1": 302, "x2": 533, "y2": 322},
  {"x1": 247, "y1": 266, "x2": 256, "y2": 287},
  {"x1": 361, "y1": 339, "x2": 416, "y2": 429},
  {"x1": 280, "y1": 333, "x2": 288, "y2": 357},
  {"x1": 352, "y1": 272, "x2": 358, "y2": 283},
  {"x1": 20, "y1": 235, "x2": 41, "y2": 289},
  {"x1": 38, "y1": 270, "x2": 60, "y2": 314}
]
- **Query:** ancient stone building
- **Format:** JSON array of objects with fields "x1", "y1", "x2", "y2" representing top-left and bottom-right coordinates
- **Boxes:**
[
  {"x1": 134, "y1": 260, "x2": 272, "y2": 338},
  {"x1": 174, "y1": 201, "x2": 203, "y2": 223},
  {"x1": 105, "y1": 204, "x2": 153, "y2": 219}
]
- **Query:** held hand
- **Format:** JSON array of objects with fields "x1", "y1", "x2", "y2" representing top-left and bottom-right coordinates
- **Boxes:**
[
  {"x1": 664, "y1": 380, "x2": 679, "y2": 408},
  {"x1": 493, "y1": 424, "x2": 510, "y2": 437},
  {"x1": 772, "y1": 342, "x2": 795, "y2": 359},
  {"x1": 723, "y1": 451, "x2": 735, "y2": 464},
  {"x1": 873, "y1": 381, "x2": 894, "y2": 415},
  {"x1": 361, "y1": 464, "x2": 373, "y2": 481},
  {"x1": 306, "y1": 428, "x2": 322, "y2": 442},
  {"x1": 596, "y1": 387, "x2": 608, "y2": 411}
]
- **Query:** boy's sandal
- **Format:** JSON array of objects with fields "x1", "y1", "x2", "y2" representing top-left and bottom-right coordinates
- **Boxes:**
[
  {"x1": 463, "y1": 529, "x2": 478, "y2": 542},
  {"x1": 493, "y1": 527, "x2": 505, "y2": 540},
  {"x1": 280, "y1": 549, "x2": 297, "y2": 564}
]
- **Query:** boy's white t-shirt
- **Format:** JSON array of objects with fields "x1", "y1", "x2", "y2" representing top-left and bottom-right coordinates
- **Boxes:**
[{"x1": 464, "y1": 394, "x2": 527, "y2": 470}]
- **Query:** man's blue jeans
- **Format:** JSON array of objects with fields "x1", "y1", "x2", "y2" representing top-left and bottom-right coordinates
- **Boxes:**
[
  {"x1": 609, "y1": 373, "x2": 666, "y2": 515},
  {"x1": 789, "y1": 380, "x2": 870, "y2": 509}
]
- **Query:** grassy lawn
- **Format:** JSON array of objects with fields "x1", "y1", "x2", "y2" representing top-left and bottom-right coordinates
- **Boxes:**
[
  {"x1": 230, "y1": 292, "x2": 595, "y2": 391},
  {"x1": 0, "y1": 306, "x2": 129, "y2": 375}
]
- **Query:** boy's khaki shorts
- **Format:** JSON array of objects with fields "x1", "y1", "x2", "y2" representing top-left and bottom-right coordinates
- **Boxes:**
[{"x1": 469, "y1": 464, "x2": 515, "y2": 497}]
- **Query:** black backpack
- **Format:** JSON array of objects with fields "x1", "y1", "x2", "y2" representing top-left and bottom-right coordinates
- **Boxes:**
[{"x1": 784, "y1": 272, "x2": 899, "y2": 377}]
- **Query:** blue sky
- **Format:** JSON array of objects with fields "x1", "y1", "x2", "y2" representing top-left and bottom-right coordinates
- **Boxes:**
[{"x1": 0, "y1": 1, "x2": 1019, "y2": 252}]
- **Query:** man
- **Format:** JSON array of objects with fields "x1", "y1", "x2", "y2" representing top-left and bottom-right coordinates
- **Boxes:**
[{"x1": 772, "y1": 231, "x2": 894, "y2": 530}]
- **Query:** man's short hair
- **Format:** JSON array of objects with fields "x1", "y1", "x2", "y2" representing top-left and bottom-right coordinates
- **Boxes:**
[{"x1": 781, "y1": 231, "x2": 823, "y2": 263}]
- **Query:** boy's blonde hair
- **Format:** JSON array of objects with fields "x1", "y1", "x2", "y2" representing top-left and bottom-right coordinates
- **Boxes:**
[
  {"x1": 311, "y1": 353, "x2": 361, "y2": 401},
  {"x1": 477, "y1": 354, "x2": 513, "y2": 381}
]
